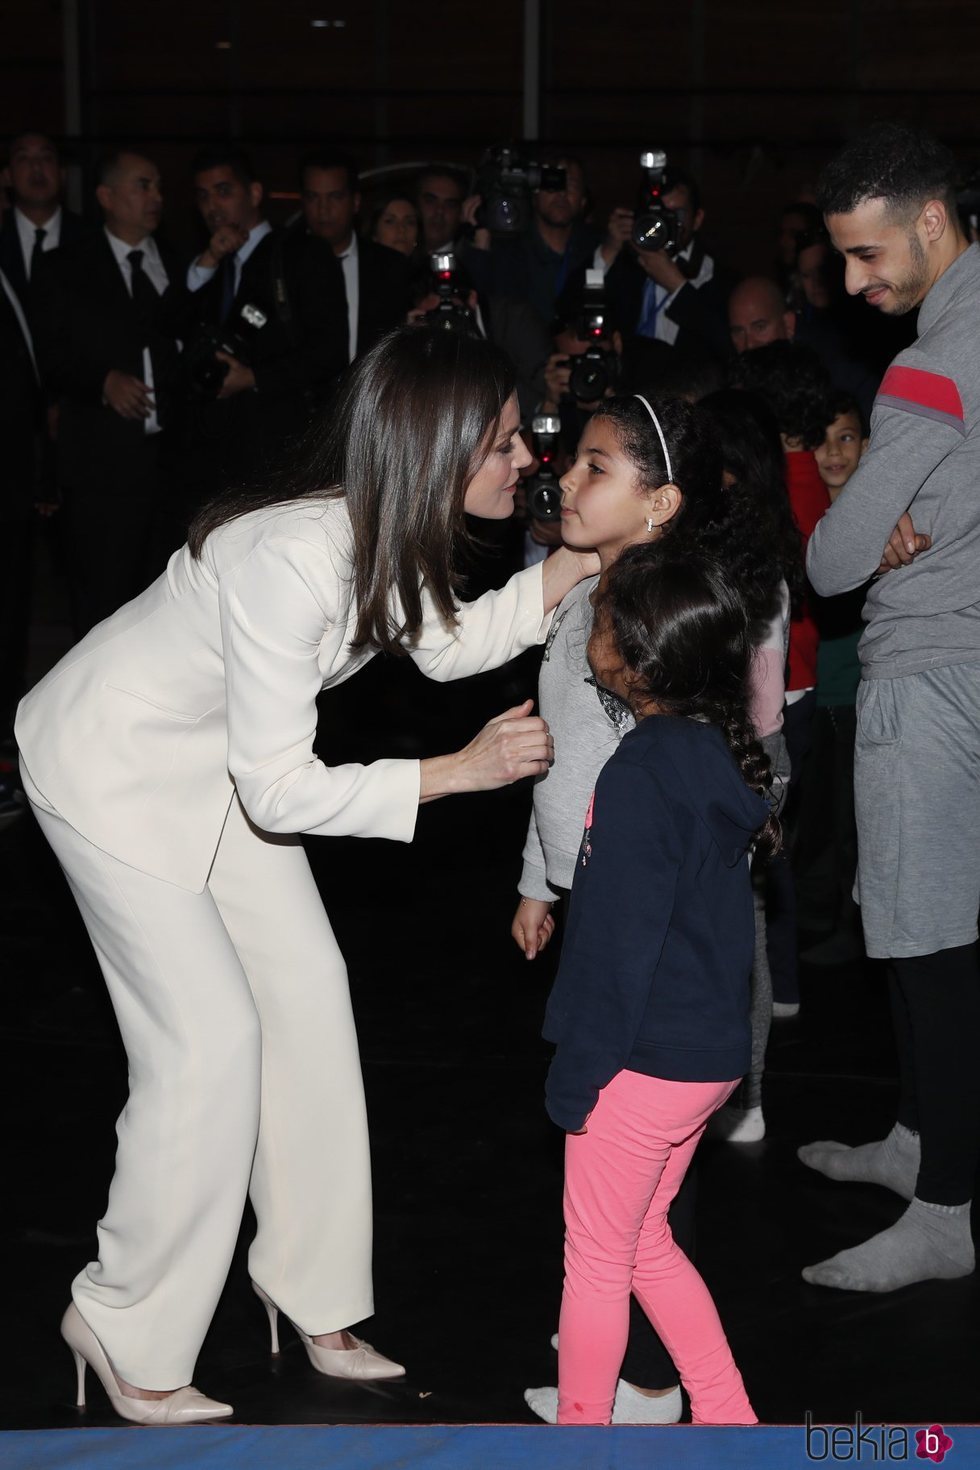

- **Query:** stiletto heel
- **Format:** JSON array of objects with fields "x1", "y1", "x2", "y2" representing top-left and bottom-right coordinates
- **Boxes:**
[
  {"x1": 250, "y1": 1282, "x2": 405, "y2": 1381},
  {"x1": 60, "y1": 1303, "x2": 234, "y2": 1425},
  {"x1": 253, "y1": 1283, "x2": 281, "y2": 1354},
  {"x1": 71, "y1": 1346, "x2": 87, "y2": 1408}
]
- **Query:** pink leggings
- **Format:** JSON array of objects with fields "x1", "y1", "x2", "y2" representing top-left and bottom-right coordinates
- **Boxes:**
[{"x1": 557, "y1": 1069, "x2": 756, "y2": 1426}]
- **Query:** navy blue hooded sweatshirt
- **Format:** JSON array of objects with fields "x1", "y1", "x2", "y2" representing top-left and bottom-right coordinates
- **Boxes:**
[{"x1": 543, "y1": 714, "x2": 770, "y2": 1133}]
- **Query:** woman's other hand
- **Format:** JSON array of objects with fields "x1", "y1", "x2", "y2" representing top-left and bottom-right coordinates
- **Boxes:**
[
  {"x1": 511, "y1": 897, "x2": 556, "y2": 960},
  {"x1": 419, "y1": 700, "x2": 554, "y2": 802}
]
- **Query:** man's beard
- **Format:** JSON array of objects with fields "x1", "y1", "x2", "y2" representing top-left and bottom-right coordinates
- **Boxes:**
[{"x1": 884, "y1": 230, "x2": 930, "y2": 314}]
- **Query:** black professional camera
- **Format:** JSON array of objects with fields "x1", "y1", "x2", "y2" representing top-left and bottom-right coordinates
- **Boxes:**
[
  {"x1": 184, "y1": 326, "x2": 249, "y2": 398},
  {"x1": 632, "y1": 149, "x2": 681, "y2": 255},
  {"x1": 567, "y1": 270, "x2": 618, "y2": 403},
  {"x1": 184, "y1": 299, "x2": 273, "y2": 398},
  {"x1": 523, "y1": 415, "x2": 563, "y2": 522},
  {"x1": 475, "y1": 145, "x2": 566, "y2": 236},
  {"x1": 423, "y1": 252, "x2": 479, "y2": 335}
]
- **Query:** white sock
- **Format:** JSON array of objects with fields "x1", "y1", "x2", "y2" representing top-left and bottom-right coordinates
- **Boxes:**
[
  {"x1": 707, "y1": 1104, "x2": 765, "y2": 1143},
  {"x1": 524, "y1": 1380, "x2": 682, "y2": 1425}
]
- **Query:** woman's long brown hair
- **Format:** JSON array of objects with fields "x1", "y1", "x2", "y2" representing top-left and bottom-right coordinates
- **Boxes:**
[{"x1": 188, "y1": 327, "x2": 516, "y2": 654}]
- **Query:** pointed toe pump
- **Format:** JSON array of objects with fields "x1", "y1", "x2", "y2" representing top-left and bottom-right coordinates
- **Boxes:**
[
  {"x1": 252, "y1": 1282, "x2": 406, "y2": 1381},
  {"x1": 61, "y1": 1302, "x2": 234, "y2": 1425}
]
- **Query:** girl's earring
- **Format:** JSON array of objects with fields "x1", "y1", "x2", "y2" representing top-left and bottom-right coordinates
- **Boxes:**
[{"x1": 646, "y1": 517, "x2": 656, "y2": 532}]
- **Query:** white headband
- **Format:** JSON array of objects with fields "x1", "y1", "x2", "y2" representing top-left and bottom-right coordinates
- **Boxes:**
[{"x1": 633, "y1": 394, "x2": 673, "y2": 484}]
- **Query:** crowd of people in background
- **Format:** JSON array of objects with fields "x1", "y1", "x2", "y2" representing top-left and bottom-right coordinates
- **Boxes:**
[
  {"x1": 3, "y1": 116, "x2": 979, "y2": 1426},
  {"x1": 0, "y1": 128, "x2": 907, "y2": 709}
]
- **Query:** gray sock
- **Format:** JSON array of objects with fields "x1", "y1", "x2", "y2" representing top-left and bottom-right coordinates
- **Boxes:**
[
  {"x1": 524, "y1": 1380, "x2": 682, "y2": 1425},
  {"x1": 797, "y1": 1122, "x2": 919, "y2": 1200},
  {"x1": 802, "y1": 1196, "x2": 975, "y2": 1292}
]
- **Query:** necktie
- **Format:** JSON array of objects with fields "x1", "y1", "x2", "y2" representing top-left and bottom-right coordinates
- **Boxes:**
[
  {"x1": 218, "y1": 254, "x2": 237, "y2": 324},
  {"x1": 127, "y1": 249, "x2": 166, "y2": 426},
  {"x1": 31, "y1": 227, "x2": 47, "y2": 281},
  {"x1": 127, "y1": 248, "x2": 159, "y2": 336}
]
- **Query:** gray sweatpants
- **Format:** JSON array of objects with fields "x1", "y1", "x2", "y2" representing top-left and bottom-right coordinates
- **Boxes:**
[{"x1": 854, "y1": 664, "x2": 980, "y2": 959}]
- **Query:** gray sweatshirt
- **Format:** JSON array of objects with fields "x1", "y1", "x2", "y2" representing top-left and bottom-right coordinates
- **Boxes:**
[
  {"x1": 520, "y1": 577, "x2": 627, "y2": 899},
  {"x1": 807, "y1": 243, "x2": 980, "y2": 680}
]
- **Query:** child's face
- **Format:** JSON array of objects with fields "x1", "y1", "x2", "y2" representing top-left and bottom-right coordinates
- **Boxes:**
[
  {"x1": 559, "y1": 417, "x2": 679, "y2": 568},
  {"x1": 814, "y1": 411, "x2": 868, "y2": 500}
]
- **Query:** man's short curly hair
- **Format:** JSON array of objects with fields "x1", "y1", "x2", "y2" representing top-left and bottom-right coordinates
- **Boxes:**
[{"x1": 817, "y1": 121, "x2": 959, "y2": 221}]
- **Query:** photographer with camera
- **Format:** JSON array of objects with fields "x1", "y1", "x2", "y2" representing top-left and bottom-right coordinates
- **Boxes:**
[
  {"x1": 463, "y1": 152, "x2": 600, "y2": 329},
  {"x1": 594, "y1": 156, "x2": 731, "y2": 366},
  {"x1": 407, "y1": 250, "x2": 552, "y2": 420},
  {"x1": 32, "y1": 148, "x2": 186, "y2": 637},
  {"x1": 182, "y1": 146, "x2": 347, "y2": 514},
  {"x1": 537, "y1": 273, "x2": 625, "y2": 454}
]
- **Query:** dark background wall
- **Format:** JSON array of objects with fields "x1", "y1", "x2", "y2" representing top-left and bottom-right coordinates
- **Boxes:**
[{"x1": 5, "y1": 0, "x2": 980, "y2": 269}]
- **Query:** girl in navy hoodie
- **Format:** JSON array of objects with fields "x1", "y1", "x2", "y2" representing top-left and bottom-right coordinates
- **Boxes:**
[{"x1": 543, "y1": 542, "x2": 780, "y2": 1426}]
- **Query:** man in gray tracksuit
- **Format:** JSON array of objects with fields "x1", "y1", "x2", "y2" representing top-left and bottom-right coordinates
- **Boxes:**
[{"x1": 799, "y1": 122, "x2": 980, "y2": 1292}]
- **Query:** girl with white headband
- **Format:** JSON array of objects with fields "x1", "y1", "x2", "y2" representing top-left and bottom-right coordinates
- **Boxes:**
[{"x1": 514, "y1": 392, "x2": 791, "y2": 1424}]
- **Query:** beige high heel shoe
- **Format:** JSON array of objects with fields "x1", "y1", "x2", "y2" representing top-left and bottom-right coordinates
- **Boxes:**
[
  {"x1": 61, "y1": 1302, "x2": 234, "y2": 1425},
  {"x1": 251, "y1": 1283, "x2": 406, "y2": 1381}
]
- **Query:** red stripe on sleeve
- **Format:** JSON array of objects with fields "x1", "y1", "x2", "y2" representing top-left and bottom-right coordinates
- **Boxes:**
[{"x1": 878, "y1": 366, "x2": 964, "y2": 420}]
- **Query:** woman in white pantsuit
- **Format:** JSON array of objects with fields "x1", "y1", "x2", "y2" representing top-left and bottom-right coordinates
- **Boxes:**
[{"x1": 15, "y1": 329, "x2": 598, "y2": 1425}]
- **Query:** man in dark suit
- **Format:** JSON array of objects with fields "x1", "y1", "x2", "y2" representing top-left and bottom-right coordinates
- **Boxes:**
[
  {"x1": 184, "y1": 145, "x2": 348, "y2": 505},
  {"x1": 0, "y1": 131, "x2": 86, "y2": 310},
  {"x1": 33, "y1": 149, "x2": 185, "y2": 637},
  {"x1": 298, "y1": 151, "x2": 410, "y2": 359},
  {"x1": 598, "y1": 169, "x2": 733, "y2": 368},
  {"x1": 0, "y1": 266, "x2": 44, "y2": 742}
]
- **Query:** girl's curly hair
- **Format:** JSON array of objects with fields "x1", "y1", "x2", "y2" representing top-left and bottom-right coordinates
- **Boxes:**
[
  {"x1": 729, "y1": 339, "x2": 835, "y2": 451},
  {"x1": 699, "y1": 387, "x2": 806, "y2": 617},
  {"x1": 595, "y1": 541, "x2": 782, "y2": 862}
]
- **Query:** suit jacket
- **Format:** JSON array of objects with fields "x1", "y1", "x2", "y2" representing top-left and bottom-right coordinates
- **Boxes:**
[
  {"x1": 0, "y1": 208, "x2": 87, "y2": 310},
  {"x1": 185, "y1": 226, "x2": 348, "y2": 487},
  {"x1": 0, "y1": 275, "x2": 42, "y2": 517},
  {"x1": 604, "y1": 246, "x2": 734, "y2": 365},
  {"x1": 482, "y1": 294, "x2": 551, "y2": 419},
  {"x1": 356, "y1": 237, "x2": 411, "y2": 355},
  {"x1": 15, "y1": 499, "x2": 551, "y2": 891},
  {"x1": 33, "y1": 228, "x2": 185, "y2": 494}
]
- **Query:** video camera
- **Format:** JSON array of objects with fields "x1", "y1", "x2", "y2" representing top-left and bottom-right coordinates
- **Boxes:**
[
  {"x1": 567, "y1": 270, "x2": 618, "y2": 403},
  {"x1": 475, "y1": 145, "x2": 567, "y2": 236},
  {"x1": 524, "y1": 415, "x2": 563, "y2": 522},
  {"x1": 631, "y1": 149, "x2": 681, "y2": 255},
  {"x1": 424, "y1": 252, "x2": 479, "y2": 335}
]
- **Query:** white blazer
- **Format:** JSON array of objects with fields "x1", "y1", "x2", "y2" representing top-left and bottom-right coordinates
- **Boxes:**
[{"x1": 16, "y1": 499, "x2": 551, "y2": 892}]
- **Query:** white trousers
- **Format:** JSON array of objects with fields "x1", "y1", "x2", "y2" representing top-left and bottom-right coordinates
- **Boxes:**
[{"x1": 24, "y1": 767, "x2": 374, "y2": 1389}]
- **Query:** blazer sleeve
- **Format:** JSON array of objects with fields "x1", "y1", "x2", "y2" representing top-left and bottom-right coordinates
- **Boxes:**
[
  {"x1": 219, "y1": 534, "x2": 421, "y2": 841},
  {"x1": 406, "y1": 563, "x2": 552, "y2": 681},
  {"x1": 543, "y1": 758, "x2": 680, "y2": 1132}
]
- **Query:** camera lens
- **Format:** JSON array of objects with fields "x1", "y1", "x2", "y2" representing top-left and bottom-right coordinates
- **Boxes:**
[
  {"x1": 569, "y1": 351, "x2": 610, "y2": 403},
  {"x1": 530, "y1": 481, "x2": 562, "y2": 521}
]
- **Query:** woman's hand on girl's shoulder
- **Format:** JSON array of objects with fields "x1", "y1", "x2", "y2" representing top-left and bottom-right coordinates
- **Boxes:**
[
  {"x1": 540, "y1": 546, "x2": 602, "y2": 612},
  {"x1": 511, "y1": 896, "x2": 556, "y2": 960}
]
